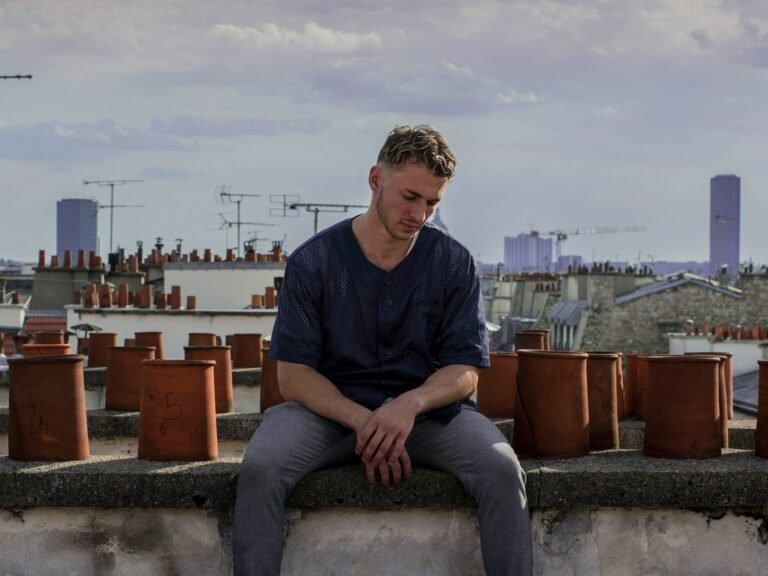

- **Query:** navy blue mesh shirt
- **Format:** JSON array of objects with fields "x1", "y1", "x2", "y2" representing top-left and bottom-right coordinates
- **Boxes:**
[{"x1": 269, "y1": 217, "x2": 490, "y2": 423}]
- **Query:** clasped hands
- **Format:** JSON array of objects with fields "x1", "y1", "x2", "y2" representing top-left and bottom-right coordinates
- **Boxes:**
[{"x1": 354, "y1": 397, "x2": 415, "y2": 486}]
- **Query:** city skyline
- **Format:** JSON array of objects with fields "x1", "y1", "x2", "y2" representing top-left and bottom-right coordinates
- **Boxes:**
[{"x1": 3, "y1": 1, "x2": 768, "y2": 266}]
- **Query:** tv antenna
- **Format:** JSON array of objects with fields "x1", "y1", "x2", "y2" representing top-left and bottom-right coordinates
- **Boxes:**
[
  {"x1": 215, "y1": 213, "x2": 274, "y2": 255},
  {"x1": 270, "y1": 194, "x2": 368, "y2": 234},
  {"x1": 245, "y1": 230, "x2": 273, "y2": 251},
  {"x1": 83, "y1": 179, "x2": 144, "y2": 254},
  {"x1": 216, "y1": 185, "x2": 268, "y2": 256}
]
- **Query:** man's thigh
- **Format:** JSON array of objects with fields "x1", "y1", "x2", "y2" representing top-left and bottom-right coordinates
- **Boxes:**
[
  {"x1": 243, "y1": 401, "x2": 357, "y2": 475},
  {"x1": 405, "y1": 404, "x2": 517, "y2": 475}
]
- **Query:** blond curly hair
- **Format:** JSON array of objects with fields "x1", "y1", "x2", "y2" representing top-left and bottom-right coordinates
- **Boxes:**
[{"x1": 377, "y1": 125, "x2": 456, "y2": 179}]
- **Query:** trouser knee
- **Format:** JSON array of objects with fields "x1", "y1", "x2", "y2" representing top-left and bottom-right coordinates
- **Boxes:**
[
  {"x1": 474, "y1": 444, "x2": 528, "y2": 503},
  {"x1": 237, "y1": 449, "x2": 291, "y2": 500}
]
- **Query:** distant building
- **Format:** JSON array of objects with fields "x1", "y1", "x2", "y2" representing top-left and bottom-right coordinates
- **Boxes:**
[
  {"x1": 545, "y1": 270, "x2": 768, "y2": 353},
  {"x1": 477, "y1": 261, "x2": 502, "y2": 277},
  {"x1": 556, "y1": 255, "x2": 582, "y2": 273},
  {"x1": 709, "y1": 175, "x2": 740, "y2": 276},
  {"x1": 504, "y1": 232, "x2": 552, "y2": 273},
  {"x1": 481, "y1": 272, "x2": 560, "y2": 351},
  {"x1": 645, "y1": 260, "x2": 709, "y2": 277},
  {"x1": 57, "y1": 198, "x2": 98, "y2": 261}
]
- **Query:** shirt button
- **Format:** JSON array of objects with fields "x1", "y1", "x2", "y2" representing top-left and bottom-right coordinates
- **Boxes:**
[
  {"x1": 384, "y1": 278, "x2": 392, "y2": 286},
  {"x1": 386, "y1": 298, "x2": 393, "y2": 306},
  {"x1": 386, "y1": 352, "x2": 393, "y2": 359}
]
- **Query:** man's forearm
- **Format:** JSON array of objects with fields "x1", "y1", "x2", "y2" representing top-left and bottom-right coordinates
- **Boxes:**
[
  {"x1": 277, "y1": 360, "x2": 371, "y2": 432},
  {"x1": 397, "y1": 363, "x2": 479, "y2": 416}
]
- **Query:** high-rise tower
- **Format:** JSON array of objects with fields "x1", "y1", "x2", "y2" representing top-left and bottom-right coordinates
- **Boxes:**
[
  {"x1": 504, "y1": 232, "x2": 553, "y2": 273},
  {"x1": 57, "y1": 198, "x2": 98, "y2": 260},
  {"x1": 709, "y1": 175, "x2": 740, "y2": 276}
]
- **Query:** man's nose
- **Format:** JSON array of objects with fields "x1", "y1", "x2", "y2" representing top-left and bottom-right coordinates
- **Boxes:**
[{"x1": 410, "y1": 200, "x2": 428, "y2": 222}]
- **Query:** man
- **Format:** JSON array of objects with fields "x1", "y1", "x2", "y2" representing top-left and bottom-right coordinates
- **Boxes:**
[{"x1": 233, "y1": 125, "x2": 532, "y2": 575}]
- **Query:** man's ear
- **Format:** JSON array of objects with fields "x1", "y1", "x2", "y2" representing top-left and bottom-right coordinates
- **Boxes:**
[{"x1": 369, "y1": 165, "x2": 381, "y2": 194}]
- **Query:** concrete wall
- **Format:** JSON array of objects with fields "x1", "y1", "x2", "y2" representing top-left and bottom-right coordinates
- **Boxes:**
[
  {"x1": 555, "y1": 272, "x2": 768, "y2": 355},
  {"x1": 0, "y1": 508, "x2": 229, "y2": 576},
  {"x1": 532, "y1": 508, "x2": 768, "y2": 576},
  {"x1": 65, "y1": 307, "x2": 277, "y2": 359},
  {"x1": 740, "y1": 273, "x2": 768, "y2": 319},
  {"x1": 0, "y1": 304, "x2": 24, "y2": 330},
  {"x1": 577, "y1": 274, "x2": 768, "y2": 354},
  {"x1": 561, "y1": 273, "x2": 656, "y2": 302},
  {"x1": 668, "y1": 335, "x2": 766, "y2": 377},
  {"x1": 2, "y1": 507, "x2": 767, "y2": 576},
  {"x1": 106, "y1": 271, "x2": 145, "y2": 293},
  {"x1": 30, "y1": 268, "x2": 104, "y2": 311},
  {"x1": 163, "y1": 263, "x2": 285, "y2": 309},
  {"x1": 483, "y1": 279, "x2": 553, "y2": 325}
]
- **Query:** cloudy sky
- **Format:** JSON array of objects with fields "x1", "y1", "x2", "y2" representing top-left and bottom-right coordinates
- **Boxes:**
[{"x1": 2, "y1": 0, "x2": 768, "y2": 267}]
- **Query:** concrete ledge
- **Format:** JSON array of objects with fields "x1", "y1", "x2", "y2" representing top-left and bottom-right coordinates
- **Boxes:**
[
  {"x1": 0, "y1": 409, "x2": 753, "y2": 448},
  {"x1": 68, "y1": 307, "x2": 279, "y2": 317},
  {"x1": 80, "y1": 366, "x2": 262, "y2": 389},
  {"x1": 532, "y1": 449, "x2": 768, "y2": 509},
  {"x1": 3, "y1": 449, "x2": 768, "y2": 511},
  {"x1": 0, "y1": 456, "x2": 238, "y2": 510},
  {"x1": 4, "y1": 451, "x2": 768, "y2": 575},
  {"x1": 0, "y1": 409, "x2": 264, "y2": 442},
  {"x1": 619, "y1": 418, "x2": 757, "y2": 450},
  {"x1": 0, "y1": 366, "x2": 261, "y2": 390}
]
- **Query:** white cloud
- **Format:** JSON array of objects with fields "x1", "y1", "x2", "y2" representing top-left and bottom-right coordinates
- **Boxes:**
[
  {"x1": 0, "y1": 120, "x2": 190, "y2": 163},
  {"x1": 441, "y1": 61, "x2": 474, "y2": 78},
  {"x1": 205, "y1": 22, "x2": 382, "y2": 54},
  {"x1": 498, "y1": 91, "x2": 539, "y2": 104},
  {"x1": 150, "y1": 115, "x2": 329, "y2": 138}
]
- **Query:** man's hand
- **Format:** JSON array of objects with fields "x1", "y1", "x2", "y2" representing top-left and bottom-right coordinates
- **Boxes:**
[
  {"x1": 355, "y1": 396, "x2": 417, "y2": 485},
  {"x1": 364, "y1": 447, "x2": 412, "y2": 486}
]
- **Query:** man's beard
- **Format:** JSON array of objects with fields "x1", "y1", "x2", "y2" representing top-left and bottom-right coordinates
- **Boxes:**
[{"x1": 375, "y1": 187, "x2": 415, "y2": 242}]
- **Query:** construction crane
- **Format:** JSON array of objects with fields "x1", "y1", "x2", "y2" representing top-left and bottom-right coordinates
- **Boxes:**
[
  {"x1": 1, "y1": 75, "x2": 32, "y2": 80},
  {"x1": 83, "y1": 179, "x2": 144, "y2": 254},
  {"x1": 533, "y1": 225, "x2": 647, "y2": 260}
]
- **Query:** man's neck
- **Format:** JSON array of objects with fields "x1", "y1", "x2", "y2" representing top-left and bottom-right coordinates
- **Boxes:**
[{"x1": 352, "y1": 213, "x2": 417, "y2": 272}]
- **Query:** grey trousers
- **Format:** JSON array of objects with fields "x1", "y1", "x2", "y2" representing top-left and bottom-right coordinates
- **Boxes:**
[{"x1": 233, "y1": 401, "x2": 532, "y2": 576}]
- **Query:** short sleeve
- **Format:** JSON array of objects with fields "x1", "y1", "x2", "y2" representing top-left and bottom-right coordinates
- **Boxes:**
[
  {"x1": 434, "y1": 242, "x2": 490, "y2": 368},
  {"x1": 268, "y1": 253, "x2": 324, "y2": 368}
]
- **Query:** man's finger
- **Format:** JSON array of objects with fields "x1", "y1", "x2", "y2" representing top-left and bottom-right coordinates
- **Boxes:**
[
  {"x1": 387, "y1": 435, "x2": 407, "y2": 463},
  {"x1": 399, "y1": 448, "x2": 413, "y2": 479},
  {"x1": 365, "y1": 461, "x2": 376, "y2": 484},
  {"x1": 362, "y1": 429, "x2": 387, "y2": 462},
  {"x1": 355, "y1": 421, "x2": 376, "y2": 455},
  {"x1": 389, "y1": 457, "x2": 402, "y2": 486},
  {"x1": 369, "y1": 434, "x2": 395, "y2": 467},
  {"x1": 377, "y1": 460, "x2": 391, "y2": 486}
]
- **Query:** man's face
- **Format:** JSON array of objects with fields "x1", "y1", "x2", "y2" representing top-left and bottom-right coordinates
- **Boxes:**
[{"x1": 369, "y1": 162, "x2": 448, "y2": 242}]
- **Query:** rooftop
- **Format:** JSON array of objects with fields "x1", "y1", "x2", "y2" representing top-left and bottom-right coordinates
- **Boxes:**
[
  {"x1": 616, "y1": 272, "x2": 743, "y2": 305},
  {"x1": 22, "y1": 310, "x2": 68, "y2": 334}
]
